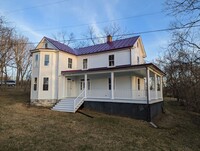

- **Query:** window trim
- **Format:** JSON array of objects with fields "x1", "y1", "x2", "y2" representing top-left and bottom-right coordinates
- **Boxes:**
[
  {"x1": 138, "y1": 78, "x2": 140, "y2": 91},
  {"x1": 34, "y1": 77, "x2": 37, "y2": 91},
  {"x1": 108, "y1": 78, "x2": 111, "y2": 90},
  {"x1": 83, "y1": 59, "x2": 88, "y2": 69},
  {"x1": 68, "y1": 58, "x2": 72, "y2": 69},
  {"x1": 44, "y1": 54, "x2": 49, "y2": 66},
  {"x1": 43, "y1": 77, "x2": 49, "y2": 91},
  {"x1": 45, "y1": 43, "x2": 48, "y2": 48},
  {"x1": 35, "y1": 54, "x2": 39, "y2": 67},
  {"x1": 108, "y1": 54, "x2": 115, "y2": 67},
  {"x1": 80, "y1": 79, "x2": 90, "y2": 90}
]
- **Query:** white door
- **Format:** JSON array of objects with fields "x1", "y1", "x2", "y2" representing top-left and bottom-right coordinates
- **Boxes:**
[{"x1": 67, "y1": 79, "x2": 72, "y2": 97}]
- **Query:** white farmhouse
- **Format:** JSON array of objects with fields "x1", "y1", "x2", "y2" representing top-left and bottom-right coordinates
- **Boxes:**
[{"x1": 30, "y1": 35, "x2": 164, "y2": 121}]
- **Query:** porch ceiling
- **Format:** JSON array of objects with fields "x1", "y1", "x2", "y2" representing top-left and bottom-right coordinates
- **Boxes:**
[
  {"x1": 64, "y1": 68, "x2": 146, "y2": 78},
  {"x1": 61, "y1": 63, "x2": 165, "y2": 77}
]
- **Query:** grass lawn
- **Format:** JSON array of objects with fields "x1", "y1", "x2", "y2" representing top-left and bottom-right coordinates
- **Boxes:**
[{"x1": 0, "y1": 89, "x2": 200, "y2": 151}]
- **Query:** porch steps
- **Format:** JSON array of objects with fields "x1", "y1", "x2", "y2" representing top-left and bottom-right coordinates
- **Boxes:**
[{"x1": 52, "y1": 98, "x2": 76, "y2": 112}]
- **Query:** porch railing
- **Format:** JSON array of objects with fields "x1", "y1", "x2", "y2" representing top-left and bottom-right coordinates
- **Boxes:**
[
  {"x1": 74, "y1": 90, "x2": 85, "y2": 112},
  {"x1": 86, "y1": 89, "x2": 147, "y2": 100},
  {"x1": 87, "y1": 90, "x2": 111, "y2": 98}
]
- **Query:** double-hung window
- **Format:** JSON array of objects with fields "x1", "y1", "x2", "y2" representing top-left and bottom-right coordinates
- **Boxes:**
[
  {"x1": 109, "y1": 55, "x2": 114, "y2": 66},
  {"x1": 138, "y1": 79, "x2": 140, "y2": 90},
  {"x1": 68, "y1": 58, "x2": 72, "y2": 69},
  {"x1": 43, "y1": 77, "x2": 49, "y2": 91},
  {"x1": 44, "y1": 54, "x2": 49, "y2": 66},
  {"x1": 80, "y1": 79, "x2": 90, "y2": 90},
  {"x1": 108, "y1": 78, "x2": 111, "y2": 90},
  {"x1": 83, "y1": 59, "x2": 88, "y2": 69},
  {"x1": 34, "y1": 78, "x2": 37, "y2": 91},
  {"x1": 35, "y1": 54, "x2": 39, "y2": 67}
]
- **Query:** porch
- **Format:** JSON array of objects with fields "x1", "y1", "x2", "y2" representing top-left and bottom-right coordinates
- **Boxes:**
[{"x1": 59, "y1": 64, "x2": 163, "y2": 104}]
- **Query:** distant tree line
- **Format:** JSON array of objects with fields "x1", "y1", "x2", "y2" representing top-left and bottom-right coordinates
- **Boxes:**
[
  {"x1": 157, "y1": 0, "x2": 200, "y2": 112},
  {"x1": 0, "y1": 16, "x2": 34, "y2": 89}
]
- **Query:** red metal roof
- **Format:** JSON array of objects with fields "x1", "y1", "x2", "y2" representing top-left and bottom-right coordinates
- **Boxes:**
[
  {"x1": 75, "y1": 36, "x2": 139, "y2": 55},
  {"x1": 44, "y1": 36, "x2": 140, "y2": 56}
]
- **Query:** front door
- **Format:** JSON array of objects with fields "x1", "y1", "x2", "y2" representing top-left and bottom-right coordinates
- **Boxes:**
[{"x1": 67, "y1": 79, "x2": 72, "y2": 97}]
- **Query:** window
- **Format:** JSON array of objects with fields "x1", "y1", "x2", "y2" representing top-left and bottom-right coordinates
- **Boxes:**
[
  {"x1": 149, "y1": 71, "x2": 155, "y2": 90},
  {"x1": 108, "y1": 78, "x2": 111, "y2": 90},
  {"x1": 109, "y1": 55, "x2": 114, "y2": 66},
  {"x1": 35, "y1": 54, "x2": 39, "y2": 67},
  {"x1": 34, "y1": 78, "x2": 37, "y2": 91},
  {"x1": 157, "y1": 76, "x2": 161, "y2": 91},
  {"x1": 137, "y1": 56, "x2": 140, "y2": 64},
  {"x1": 138, "y1": 78, "x2": 140, "y2": 90},
  {"x1": 43, "y1": 77, "x2": 49, "y2": 91},
  {"x1": 83, "y1": 59, "x2": 88, "y2": 69},
  {"x1": 68, "y1": 58, "x2": 72, "y2": 69},
  {"x1": 45, "y1": 43, "x2": 48, "y2": 48},
  {"x1": 44, "y1": 54, "x2": 49, "y2": 66},
  {"x1": 80, "y1": 79, "x2": 90, "y2": 90}
]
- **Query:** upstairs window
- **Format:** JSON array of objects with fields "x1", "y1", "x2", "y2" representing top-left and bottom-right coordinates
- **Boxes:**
[
  {"x1": 35, "y1": 54, "x2": 39, "y2": 67},
  {"x1": 44, "y1": 54, "x2": 49, "y2": 66},
  {"x1": 43, "y1": 77, "x2": 49, "y2": 91},
  {"x1": 137, "y1": 56, "x2": 140, "y2": 64},
  {"x1": 45, "y1": 43, "x2": 48, "y2": 48},
  {"x1": 68, "y1": 58, "x2": 72, "y2": 69},
  {"x1": 83, "y1": 59, "x2": 88, "y2": 69},
  {"x1": 109, "y1": 55, "x2": 114, "y2": 66},
  {"x1": 34, "y1": 77, "x2": 37, "y2": 91},
  {"x1": 138, "y1": 78, "x2": 140, "y2": 90}
]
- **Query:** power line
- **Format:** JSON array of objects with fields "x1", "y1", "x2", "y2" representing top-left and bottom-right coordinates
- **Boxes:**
[
  {"x1": 5, "y1": 0, "x2": 68, "y2": 14},
  {"x1": 21, "y1": 11, "x2": 162, "y2": 32},
  {"x1": 12, "y1": 24, "x2": 200, "y2": 45}
]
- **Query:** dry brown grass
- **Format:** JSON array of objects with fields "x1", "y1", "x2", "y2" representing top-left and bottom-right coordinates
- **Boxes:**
[{"x1": 0, "y1": 89, "x2": 200, "y2": 151}]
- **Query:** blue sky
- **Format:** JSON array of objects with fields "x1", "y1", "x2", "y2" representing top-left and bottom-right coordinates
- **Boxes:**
[{"x1": 0, "y1": 0, "x2": 172, "y2": 61}]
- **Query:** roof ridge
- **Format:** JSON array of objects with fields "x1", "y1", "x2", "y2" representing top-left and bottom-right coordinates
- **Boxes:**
[
  {"x1": 43, "y1": 35, "x2": 140, "y2": 56},
  {"x1": 76, "y1": 35, "x2": 140, "y2": 50}
]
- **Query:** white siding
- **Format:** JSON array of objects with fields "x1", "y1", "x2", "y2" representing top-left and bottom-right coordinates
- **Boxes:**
[
  {"x1": 30, "y1": 53, "x2": 40, "y2": 99},
  {"x1": 77, "y1": 49, "x2": 131, "y2": 69},
  {"x1": 131, "y1": 41, "x2": 145, "y2": 65},
  {"x1": 58, "y1": 51, "x2": 78, "y2": 74}
]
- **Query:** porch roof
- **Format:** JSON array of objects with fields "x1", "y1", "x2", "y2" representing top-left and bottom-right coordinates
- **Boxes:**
[{"x1": 61, "y1": 63, "x2": 165, "y2": 76}]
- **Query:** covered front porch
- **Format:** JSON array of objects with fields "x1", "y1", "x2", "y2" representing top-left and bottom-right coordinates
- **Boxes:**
[{"x1": 59, "y1": 64, "x2": 164, "y2": 104}]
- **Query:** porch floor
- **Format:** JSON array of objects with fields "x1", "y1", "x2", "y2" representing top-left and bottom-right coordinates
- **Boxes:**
[{"x1": 63, "y1": 97, "x2": 163, "y2": 104}]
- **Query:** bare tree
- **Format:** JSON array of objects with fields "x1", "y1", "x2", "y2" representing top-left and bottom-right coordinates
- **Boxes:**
[
  {"x1": 12, "y1": 35, "x2": 33, "y2": 87},
  {"x1": 103, "y1": 23, "x2": 127, "y2": 41},
  {"x1": 159, "y1": 0, "x2": 200, "y2": 112},
  {"x1": 52, "y1": 23, "x2": 128, "y2": 48},
  {"x1": 52, "y1": 31, "x2": 75, "y2": 46},
  {"x1": 0, "y1": 16, "x2": 14, "y2": 86}
]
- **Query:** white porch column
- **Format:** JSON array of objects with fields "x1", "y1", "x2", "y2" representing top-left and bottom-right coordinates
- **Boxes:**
[
  {"x1": 155, "y1": 73, "x2": 157, "y2": 99},
  {"x1": 111, "y1": 72, "x2": 114, "y2": 99},
  {"x1": 84, "y1": 74, "x2": 87, "y2": 98},
  {"x1": 147, "y1": 68, "x2": 150, "y2": 102}
]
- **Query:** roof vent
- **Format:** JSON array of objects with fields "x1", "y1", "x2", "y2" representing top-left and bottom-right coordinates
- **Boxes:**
[{"x1": 107, "y1": 35, "x2": 112, "y2": 43}]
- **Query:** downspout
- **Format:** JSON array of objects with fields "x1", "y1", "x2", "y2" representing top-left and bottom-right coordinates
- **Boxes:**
[{"x1": 146, "y1": 66, "x2": 151, "y2": 122}]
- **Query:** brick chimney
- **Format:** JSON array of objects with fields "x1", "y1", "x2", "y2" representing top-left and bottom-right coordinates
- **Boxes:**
[{"x1": 107, "y1": 35, "x2": 112, "y2": 43}]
